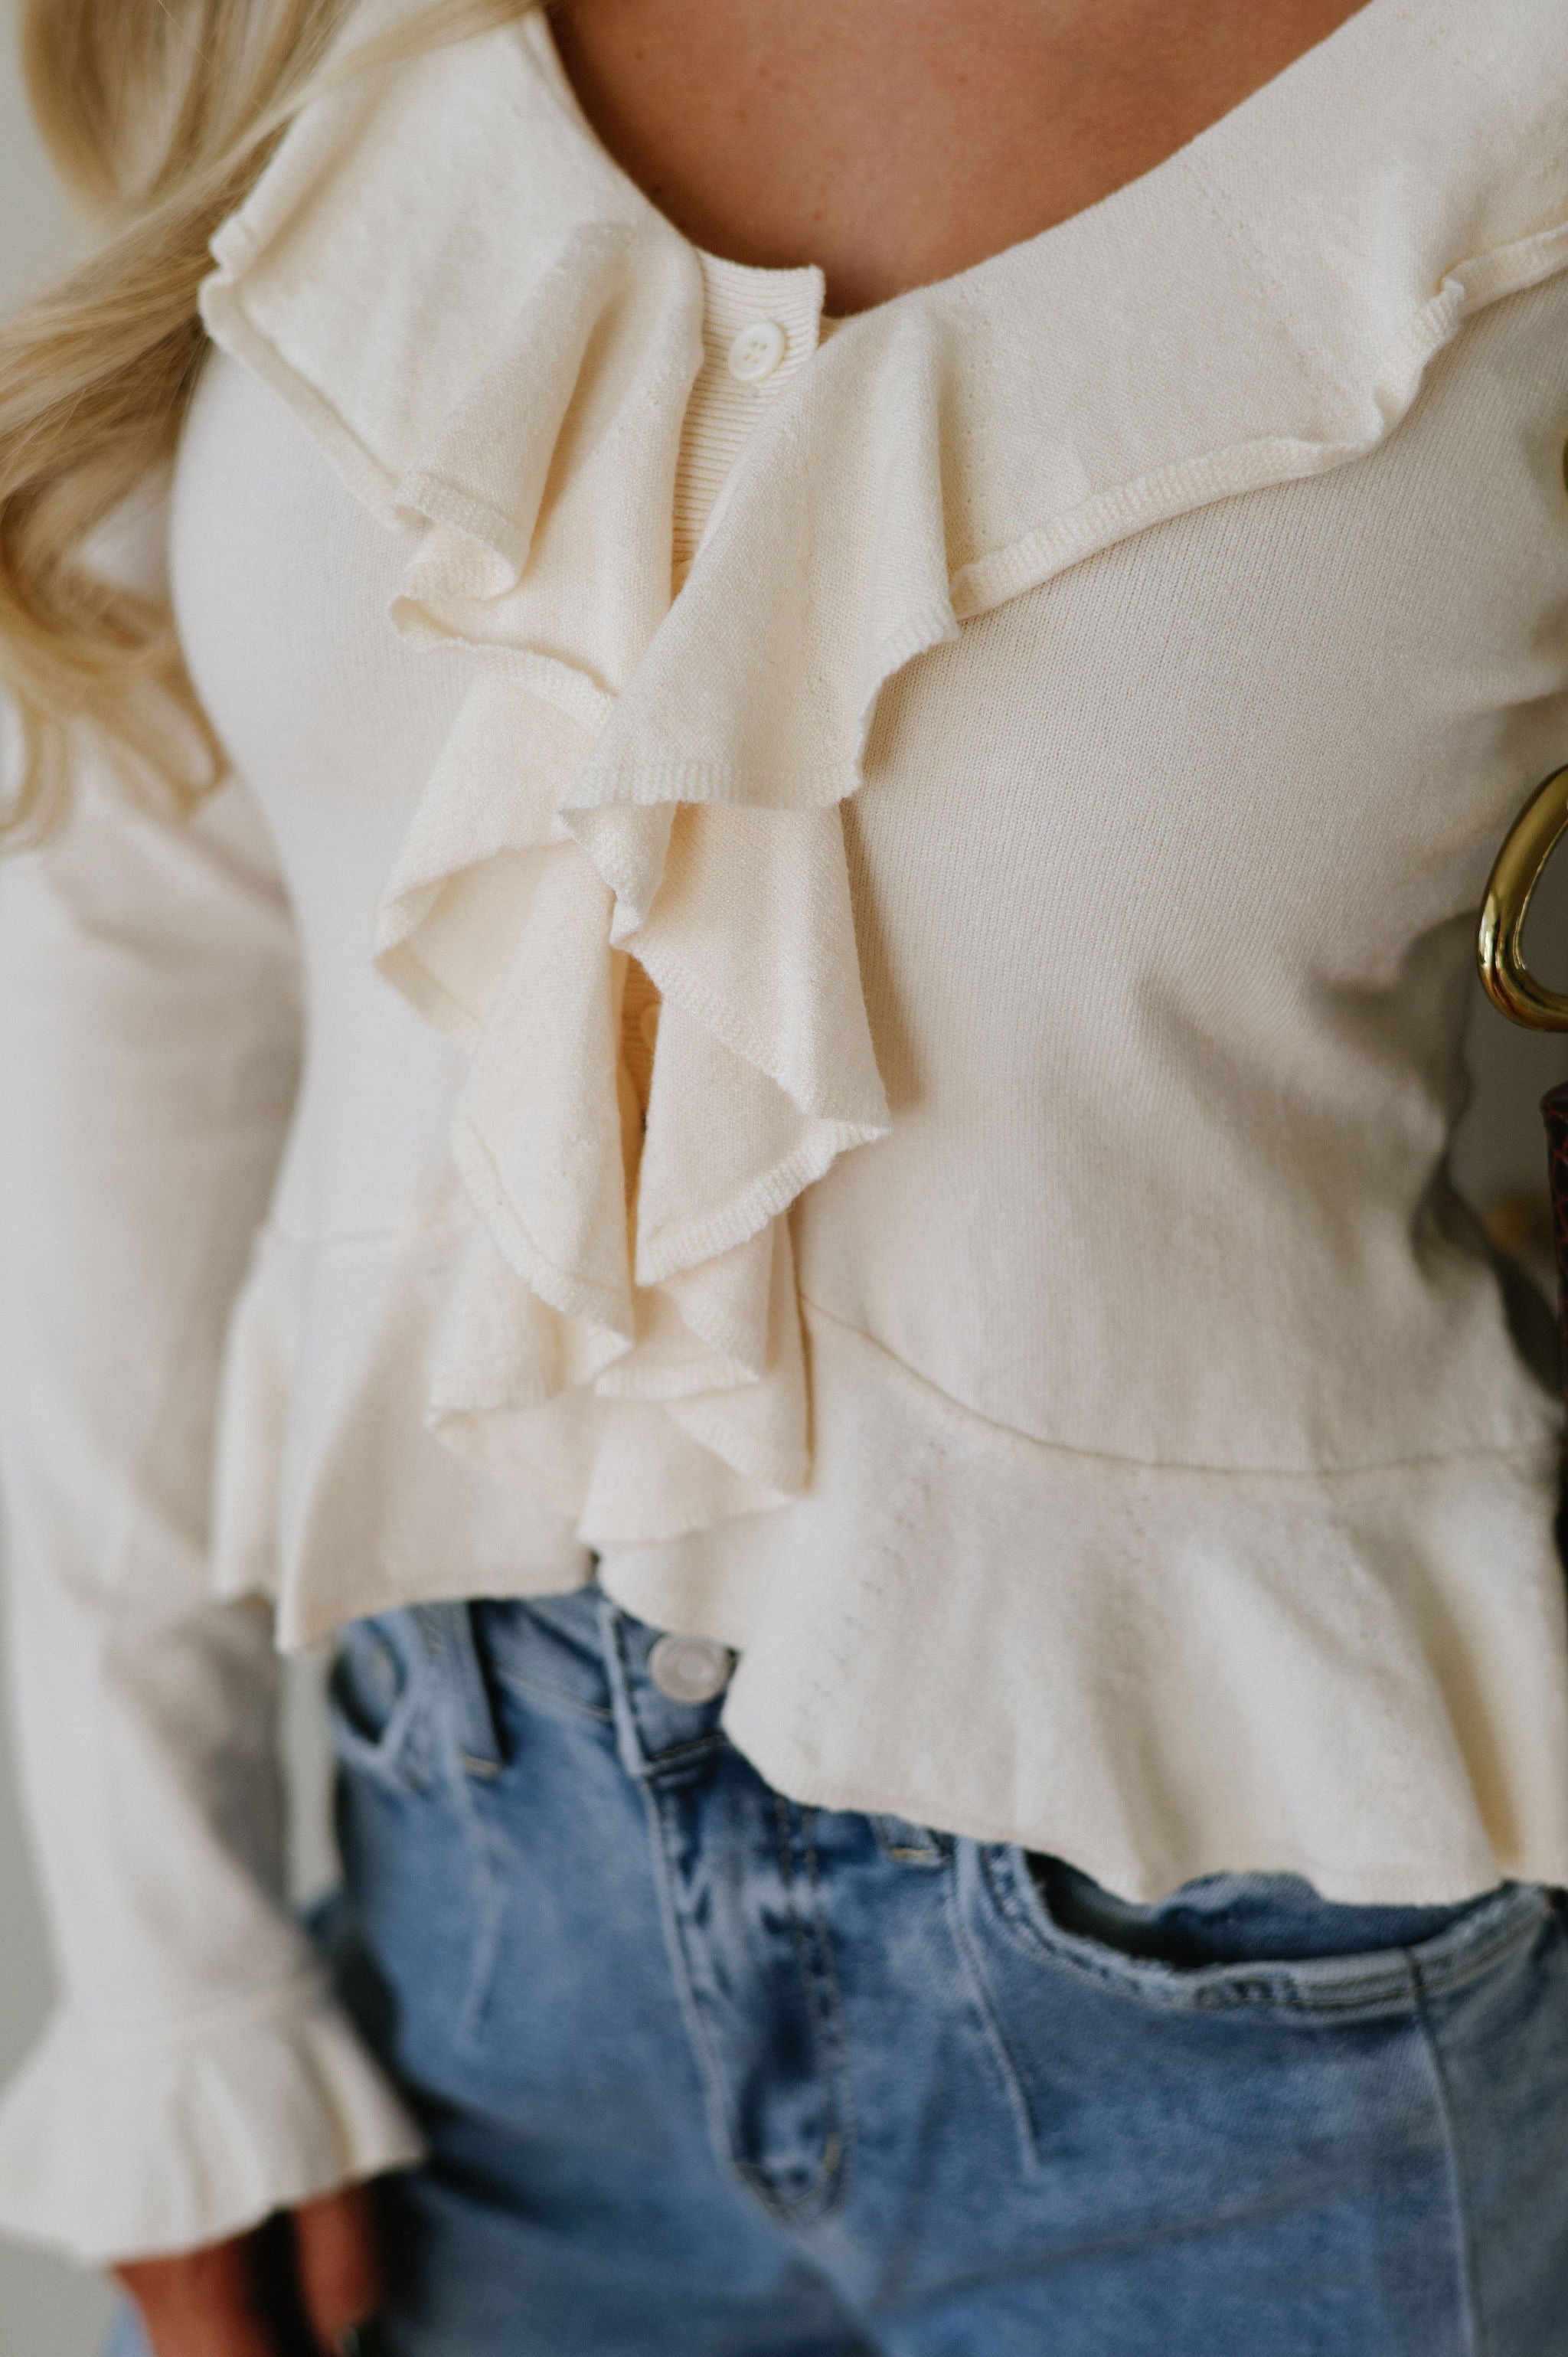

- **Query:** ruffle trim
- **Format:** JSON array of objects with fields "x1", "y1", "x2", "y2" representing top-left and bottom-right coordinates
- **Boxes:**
[
  {"x1": 196, "y1": 0, "x2": 1568, "y2": 1554},
  {"x1": 0, "y1": 1977, "x2": 423, "y2": 2264},
  {"x1": 603, "y1": 1304, "x2": 1568, "y2": 1907},
  {"x1": 202, "y1": 197, "x2": 906, "y2": 1548},
  {"x1": 211, "y1": 1223, "x2": 592, "y2": 1637},
  {"x1": 213, "y1": 1242, "x2": 1568, "y2": 1911}
]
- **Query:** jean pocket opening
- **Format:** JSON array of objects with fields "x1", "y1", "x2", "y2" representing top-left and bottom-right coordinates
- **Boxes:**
[
  {"x1": 979, "y1": 1846, "x2": 1551, "y2": 2018},
  {"x1": 328, "y1": 1616, "x2": 440, "y2": 1793}
]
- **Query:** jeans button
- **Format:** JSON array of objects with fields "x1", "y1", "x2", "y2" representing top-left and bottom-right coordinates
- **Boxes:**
[{"x1": 648, "y1": 1633, "x2": 736, "y2": 1705}]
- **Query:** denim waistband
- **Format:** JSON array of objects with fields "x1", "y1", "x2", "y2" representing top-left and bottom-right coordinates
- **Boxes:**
[
  {"x1": 413, "y1": 1585, "x2": 733, "y2": 1788},
  {"x1": 343, "y1": 1588, "x2": 1533, "y2": 1976}
]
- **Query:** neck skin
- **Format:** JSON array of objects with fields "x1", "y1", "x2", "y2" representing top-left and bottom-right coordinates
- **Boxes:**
[{"x1": 547, "y1": 0, "x2": 1371, "y2": 313}]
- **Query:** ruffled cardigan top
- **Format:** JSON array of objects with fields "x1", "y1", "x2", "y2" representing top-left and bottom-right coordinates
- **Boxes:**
[
  {"x1": 5, "y1": 0, "x2": 1568, "y2": 2263},
  {"x1": 192, "y1": 0, "x2": 1568, "y2": 1877}
]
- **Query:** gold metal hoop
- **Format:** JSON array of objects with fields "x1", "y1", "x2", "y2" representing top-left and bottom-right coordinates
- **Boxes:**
[{"x1": 1477, "y1": 763, "x2": 1568, "y2": 1030}]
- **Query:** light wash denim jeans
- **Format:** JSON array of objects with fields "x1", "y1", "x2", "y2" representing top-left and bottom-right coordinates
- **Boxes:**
[{"x1": 108, "y1": 1585, "x2": 1568, "y2": 2354}]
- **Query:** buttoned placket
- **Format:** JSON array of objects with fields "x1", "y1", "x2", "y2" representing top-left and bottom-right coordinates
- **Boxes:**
[
  {"x1": 621, "y1": 250, "x2": 831, "y2": 1120},
  {"x1": 669, "y1": 249, "x2": 830, "y2": 590}
]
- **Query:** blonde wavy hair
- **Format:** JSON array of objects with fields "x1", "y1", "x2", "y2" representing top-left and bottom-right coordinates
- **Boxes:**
[{"x1": 0, "y1": 0, "x2": 528, "y2": 841}]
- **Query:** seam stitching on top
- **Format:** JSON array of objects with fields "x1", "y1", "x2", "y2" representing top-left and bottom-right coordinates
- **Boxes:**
[{"x1": 799, "y1": 1293, "x2": 1560, "y2": 1480}]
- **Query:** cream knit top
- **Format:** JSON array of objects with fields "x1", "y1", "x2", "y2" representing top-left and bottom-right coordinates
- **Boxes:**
[{"x1": 4, "y1": 0, "x2": 1568, "y2": 2263}]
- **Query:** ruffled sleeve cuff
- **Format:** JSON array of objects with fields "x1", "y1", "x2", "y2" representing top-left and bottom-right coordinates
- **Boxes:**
[{"x1": 0, "y1": 1973, "x2": 424, "y2": 2264}]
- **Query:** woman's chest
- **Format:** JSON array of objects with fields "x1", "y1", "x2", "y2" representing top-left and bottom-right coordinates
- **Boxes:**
[
  {"x1": 547, "y1": 0, "x2": 1374, "y2": 314},
  {"x1": 172, "y1": 273, "x2": 1568, "y2": 1035}
]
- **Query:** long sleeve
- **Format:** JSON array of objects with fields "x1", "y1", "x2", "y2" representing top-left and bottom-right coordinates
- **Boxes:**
[{"x1": 0, "y1": 722, "x2": 423, "y2": 2262}]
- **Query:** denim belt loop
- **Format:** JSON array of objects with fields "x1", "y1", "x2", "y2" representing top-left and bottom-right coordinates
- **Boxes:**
[{"x1": 413, "y1": 1600, "x2": 505, "y2": 1779}]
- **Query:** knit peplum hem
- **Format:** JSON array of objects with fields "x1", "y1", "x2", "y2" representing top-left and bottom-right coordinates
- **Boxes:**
[{"x1": 607, "y1": 1305, "x2": 1568, "y2": 1908}]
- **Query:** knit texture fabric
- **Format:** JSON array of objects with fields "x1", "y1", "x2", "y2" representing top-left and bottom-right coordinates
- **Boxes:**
[{"x1": 5, "y1": 0, "x2": 1568, "y2": 2261}]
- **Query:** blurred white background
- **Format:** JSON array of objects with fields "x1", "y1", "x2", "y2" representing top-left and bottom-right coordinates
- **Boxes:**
[{"x1": 2, "y1": 7, "x2": 1567, "y2": 2353}]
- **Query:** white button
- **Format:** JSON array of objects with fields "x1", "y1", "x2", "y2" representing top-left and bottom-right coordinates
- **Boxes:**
[
  {"x1": 648, "y1": 1633, "x2": 736, "y2": 1705},
  {"x1": 727, "y1": 319, "x2": 787, "y2": 384}
]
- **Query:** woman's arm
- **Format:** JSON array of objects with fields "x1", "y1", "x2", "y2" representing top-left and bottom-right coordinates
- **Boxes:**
[{"x1": 0, "y1": 623, "x2": 420, "y2": 2337}]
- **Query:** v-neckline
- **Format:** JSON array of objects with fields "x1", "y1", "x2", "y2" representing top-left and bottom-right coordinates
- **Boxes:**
[{"x1": 524, "y1": 0, "x2": 1390, "y2": 328}]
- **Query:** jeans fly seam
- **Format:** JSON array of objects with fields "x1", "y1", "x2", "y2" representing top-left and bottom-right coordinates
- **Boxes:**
[
  {"x1": 603, "y1": 1603, "x2": 812, "y2": 2225},
  {"x1": 763, "y1": 1797, "x2": 850, "y2": 2222},
  {"x1": 794, "y1": 1802, "x2": 855, "y2": 2216},
  {"x1": 1412, "y1": 1954, "x2": 1488, "y2": 2357},
  {"x1": 802, "y1": 1805, "x2": 857, "y2": 2214},
  {"x1": 946, "y1": 1852, "x2": 1040, "y2": 2173},
  {"x1": 637, "y1": 1778, "x2": 752, "y2": 2215},
  {"x1": 639, "y1": 1776, "x2": 840, "y2": 2229}
]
